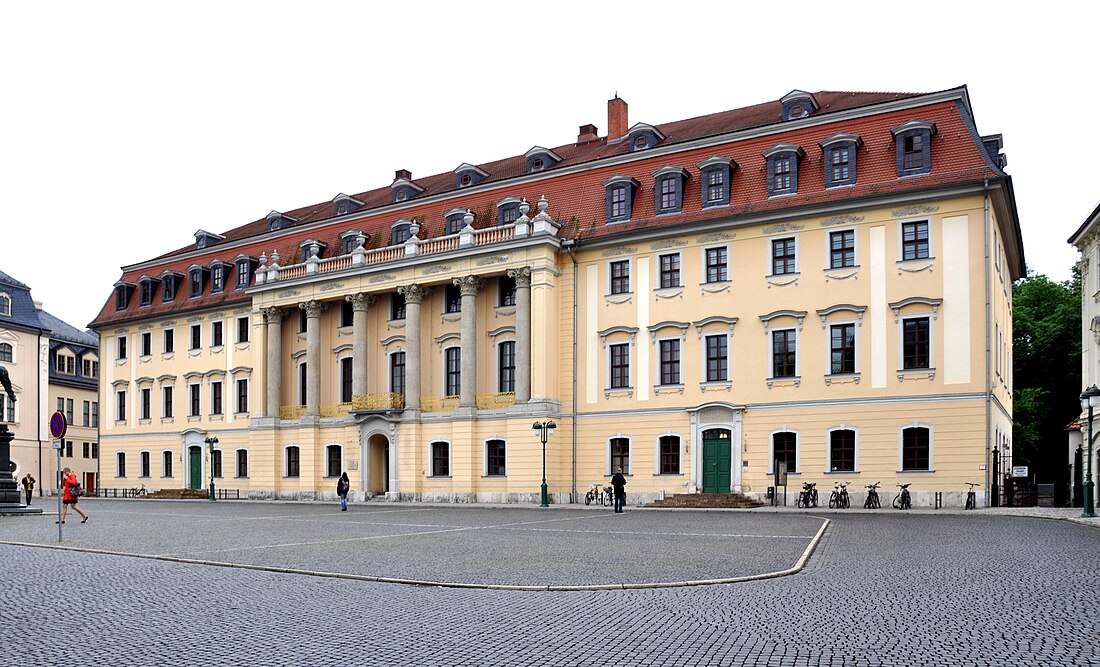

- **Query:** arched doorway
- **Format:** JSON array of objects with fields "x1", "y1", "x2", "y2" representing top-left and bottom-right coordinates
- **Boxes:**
[{"x1": 367, "y1": 433, "x2": 389, "y2": 496}]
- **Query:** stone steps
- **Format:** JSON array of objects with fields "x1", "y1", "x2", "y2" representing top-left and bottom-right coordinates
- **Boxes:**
[{"x1": 645, "y1": 492, "x2": 764, "y2": 509}]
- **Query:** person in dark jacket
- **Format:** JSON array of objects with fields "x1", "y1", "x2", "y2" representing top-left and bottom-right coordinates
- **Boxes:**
[
  {"x1": 20, "y1": 473, "x2": 34, "y2": 506},
  {"x1": 611, "y1": 467, "x2": 627, "y2": 513},
  {"x1": 337, "y1": 472, "x2": 350, "y2": 511}
]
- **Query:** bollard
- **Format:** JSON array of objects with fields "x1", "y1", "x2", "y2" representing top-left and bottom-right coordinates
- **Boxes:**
[{"x1": 934, "y1": 491, "x2": 942, "y2": 509}]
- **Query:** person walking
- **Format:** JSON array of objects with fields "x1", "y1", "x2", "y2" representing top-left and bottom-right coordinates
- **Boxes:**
[
  {"x1": 611, "y1": 467, "x2": 627, "y2": 513},
  {"x1": 58, "y1": 467, "x2": 88, "y2": 524},
  {"x1": 336, "y1": 471, "x2": 350, "y2": 511},
  {"x1": 20, "y1": 473, "x2": 34, "y2": 506}
]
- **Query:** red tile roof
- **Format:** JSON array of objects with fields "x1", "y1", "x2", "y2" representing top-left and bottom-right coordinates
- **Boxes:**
[{"x1": 92, "y1": 88, "x2": 1006, "y2": 328}]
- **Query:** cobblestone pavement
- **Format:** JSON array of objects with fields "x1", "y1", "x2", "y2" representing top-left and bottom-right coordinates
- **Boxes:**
[{"x1": 2, "y1": 500, "x2": 1099, "y2": 666}]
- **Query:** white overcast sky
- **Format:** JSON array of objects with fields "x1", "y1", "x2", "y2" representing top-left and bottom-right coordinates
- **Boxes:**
[{"x1": 2, "y1": 1, "x2": 1096, "y2": 331}]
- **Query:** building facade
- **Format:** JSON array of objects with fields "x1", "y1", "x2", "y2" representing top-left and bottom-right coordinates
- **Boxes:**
[
  {"x1": 1067, "y1": 201, "x2": 1100, "y2": 504},
  {"x1": 40, "y1": 310, "x2": 100, "y2": 493},
  {"x1": 91, "y1": 87, "x2": 1023, "y2": 507}
]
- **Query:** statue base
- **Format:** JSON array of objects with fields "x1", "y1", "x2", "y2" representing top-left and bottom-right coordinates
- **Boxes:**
[{"x1": 0, "y1": 423, "x2": 40, "y2": 512}]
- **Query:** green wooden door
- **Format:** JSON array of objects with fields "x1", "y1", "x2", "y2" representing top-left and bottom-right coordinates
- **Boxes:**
[
  {"x1": 189, "y1": 447, "x2": 202, "y2": 490},
  {"x1": 702, "y1": 429, "x2": 732, "y2": 493}
]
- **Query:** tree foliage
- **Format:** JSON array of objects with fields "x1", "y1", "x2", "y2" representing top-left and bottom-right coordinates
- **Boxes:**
[{"x1": 1012, "y1": 267, "x2": 1081, "y2": 478}]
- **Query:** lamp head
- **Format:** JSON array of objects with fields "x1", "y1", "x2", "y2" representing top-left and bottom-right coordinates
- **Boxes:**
[
  {"x1": 1083, "y1": 385, "x2": 1100, "y2": 410},
  {"x1": 532, "y1": 422, "x2": 541, "y2": 430},
  {"x1": 547, "y1": 420, "x2": 556, "y2": 430}
]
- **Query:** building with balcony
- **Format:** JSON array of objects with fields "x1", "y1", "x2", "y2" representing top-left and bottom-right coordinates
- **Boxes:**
[{"x1": 90, "y1": 87, "x2": 1023, "y2": 506}]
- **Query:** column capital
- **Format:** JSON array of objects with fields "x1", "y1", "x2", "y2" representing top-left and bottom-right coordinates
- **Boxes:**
[
  {"x1": 262, "y1": 307, "x2": 285, "y2": 325},
  {"x1": 299, "y1": 300, "x2": 328, "y2": 318},
  {"x1": 507, "y1": 266, "x2": 532, "y2": 288},
  {"x1": 453, "y1": 275, "x2": 485, "y2": 297},
  {"x1": 398, "y1": 283, "x2": 430, "y2": 305},
  {"x1": 346, "y1": 292, "x2": 376, "y2": 311}
]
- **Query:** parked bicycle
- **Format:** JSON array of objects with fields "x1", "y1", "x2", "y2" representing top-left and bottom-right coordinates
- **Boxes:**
[
  {"x1": 129, "y1": 483, "x2": 147, "y2": 498},
  {"x1": 863, "y1": 482, "x2": 881, "y2": 509},
  {"x1": 796, "y1": 482, "x2": 818, "y2": 508},
  {"x1": 829, "y1": 481, "x2": 851, "y2": 509},
  {"x1": 964, "y1": 482, "x2": 979, "y2": 510},
  {"x1": 893, "y1": 483, "x2": 912, "y2": 510},
  {"x1": 583, "y1": 483, "x2": 612, "y2": 507}
]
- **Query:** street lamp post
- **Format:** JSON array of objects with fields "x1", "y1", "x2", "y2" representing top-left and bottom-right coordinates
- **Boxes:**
[
  {"x1": 532, "y1": 420, "x2": 556, "y2": 508},
  {"x1": 1080, "y1": 385, "x2": 1099, "y2": 518},
  {"x1": 203, "y1": 436, "x2": 218, "y2": 502}
]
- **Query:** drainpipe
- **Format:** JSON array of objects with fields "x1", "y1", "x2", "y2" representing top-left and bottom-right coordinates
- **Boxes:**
[
  {"x1": 563, "y1": 239, "x2": 579, "y2": 503},
  {"x1": 983, "y1": 180, "x2": 992, "y2": 507}
]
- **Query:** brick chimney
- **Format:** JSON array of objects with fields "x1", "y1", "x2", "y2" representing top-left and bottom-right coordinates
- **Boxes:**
[
  {"x1": 577, "y1": 123, "x2": 599, "y2": 143},
  {"x1": 394, "y1": 169, "x2": 412, "y2": 181},
  {"x1": 607, "y1": 96, "x2": 628, "y2": 140}
]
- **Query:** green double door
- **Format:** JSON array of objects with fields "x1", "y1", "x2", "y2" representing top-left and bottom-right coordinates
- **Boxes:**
[
  {"x1": 189, "y1": 447, "x2": 202, "y2": 490},
  {"x1": 701, "y1": 429, "x2": 732, "y2": 494}
]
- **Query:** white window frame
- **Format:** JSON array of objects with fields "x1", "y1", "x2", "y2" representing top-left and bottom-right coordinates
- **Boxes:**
[
  {"x1": 0, "y1": 292, "x2": 10, "y2": 316},
  {"x1": 700, "y1": 244, "x2": 730, "y2": 284},
  {"x1": 139, "y1": 386, "x2": 151, "y2": 421},
  {"x1": 606, "y1": 339, "x2": 634, "y2": 391},
  {"x1": 235, "y1": 448, "x2": 249, "y2": 479},
  {"x1": 898, "y1": 422, "x2": 935, "y2": 472},
  {"x1": 654, "y1": 432, "x2": 683, "y2": 476},
  {"x1": 210, "y1": 320, "x2": 225, "y2": 349},
  {"x1": 483, "y1": 437, "x2": 508, "y2": 477},
  {"x1": 495, "y1": 338, "x2": 517, "y2": 394},
  {"x1": 324, "y1": 442, "x2": 343, "y2": 478},
  {"x1": 334, "y1": 347, "x2": 354, "y2": 403},
  {"x1": 188, "y1": 382, "x2": 201, "y2": 417},
  {"x1": 701, "y1": 332, "x2": 731, "y2": 384},
  {"x1": 768, "y1": 235, "x2": 800, "y2": 277},
  {"x1": 139, "y1": 449, "x2": 151, "y2": 478},
  {"x1": 236, "y1": 316, "x2": 250, "y2": 344},
  {"x1": 825, "y1": 319, "x2": 860, "y2": 377},
  {"x1": 163, "y1": 327, "x2": 175, "y2": 354},
  {"x1": 896, "y1": 217, "x2": 933, "y2": 262},
  {"x1": 606, "y1": 257, "x2": 633, "y2": 296},
  {"x1": 284, "y1": 444, "x2": 301, "y2": 478},
  {"x1": 161, "y1": 449, "x2": 174, "y2": 478},
  {"x1": 429, "y1": 440, "x2": 452, "y2": 478},
  {"x1": 654, "y1": 335, "x2": 684, "y2": 387},
  {"x1": 768, "y1": 428, "x2": 801, "y2": 474},
  {"x1": 161, "y1": 383, "x2": 174, "y2": 419},
  {"x1": 139, "y1": 332, "x2": 152, "y2": 359},
  {"x1": 189, "y1": 323, "x2": 202, "y2": 351},
  {"x1": 896, "y1": 311, "x2": 936, "y2": 373},
  {"x1": 0, "y1": 341, "x2": 14, "y2": 364},
  {"x1": 768, "y1": 327, "x2": 800, "y2": 380},
  {"x1": 442, "y1": 345, "x2": 461, "y2": 397},
  {"x1": 655, "y1": 251, "x2": 683, "y2": 289},
  {"x1": 235, "y1": 377, "x2": 249, "y2": 415},
  {"x1": 388, "y1": 349, "x2": 406, "y2": 395},
  {"x1": 825, "y1": 425, "x2": 860, "y2": 473},
  {"x1": 209, "y1": 380, "x2": 223, "y2": 416},
  {"x1": 115, "y1": 388, "x2": 127, "y2": 423},
  {"x1": 606, "y1": 434, "x2": 632, "y2": 476},
  {"x1": 117, "y1": 335, "x2": 127, "y2": 361},
  {"x1": 825, "y1": 227, "x2": 859, "y2": 270},
  {"x1": 115, "y1": 451, "x2": 127, "y2": 478}
]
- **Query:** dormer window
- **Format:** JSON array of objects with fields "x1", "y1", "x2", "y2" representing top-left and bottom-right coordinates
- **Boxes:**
[
  {"x1": 391, "y1": 220, "x2": 413, "y2": 245},
  {"x1": 160, "y1": 271, "x2": 181, "y2": 302},
  {"x1": 340, "y1": 231, "x2": 365, "y2": 255},
  {"x1": 299, "y1": 239, "x2": 327, "y2": 261},
  {"x1": 0, "y1": 293, "x2": 9, "y2": 317},
  {"x1": 391, "y1": 170, "x2": 424, "y2": 204},
  {"x1": 396, "y1": 190, "x2": 408, "y2": 202},
  {"x1": 602, "y1": 175, "x2": 640, "y2": 223},
  {"x1": 194, "y1": 229, "x2": 224, "y2": 250},
  {"x1": 524, "y1": 147, "x2": 562, "y2": 173},
  {"x1": 210, "y1": 261, "x2": 230, "y2": 294},
  {"x1": 892, "y1": 120, "x2": 936, "y2": 177},
  {"x1": 763, "y1": 144, "x2": 805, "y2": 196},
  {"x1": 267, "y1": 211, "x2": 297, "y2": 232},
  {"x1": 780, "y1": 90, "x2": 819, "y2": 121},
  {"x1": 697, "y1": 157, "x2": 737, "y2": 208},
  {"x1": 454, "y1": 163, "x2": 489, "y2": 189},
  {"x1": 114, "y1": 282, "x2": 135, "y2": 310},
  {"x1": 188, "y1": 267, "x2": 207, "y2": 298},
  {"x1": 653, "y1": 166, "x2": 689, "y2": 215},
  {"x1": 497, "y1": 197, "x2": 523, "y2": 226},
  {"x1": 232, "y1": 256, "x2": 254, "y2": 290},
  {"x1": 138, "y1": 277, "x2": 156, "y2": 306},
  {"x1": 626, "y1": 123, "x2": 664, "y2": 153},
  {"x1": 820, "y1": 133, "x2": 863, "y2": 188},
  {"x1": 444, "y1": 209, "x2": 470, "y2": 235},
  {"x1": 332, "y1": 194, "x2": 363, "y2": 217}
]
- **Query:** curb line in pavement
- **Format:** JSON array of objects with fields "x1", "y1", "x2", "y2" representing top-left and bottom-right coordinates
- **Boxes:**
[{"x1": 0, "y1": 517, "x2": 830, "y2": 592}]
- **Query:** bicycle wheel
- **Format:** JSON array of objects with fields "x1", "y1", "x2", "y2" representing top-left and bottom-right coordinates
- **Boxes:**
[
  {"x1": 601, "y1": 492, "x2": 611, "y2": 507},
  {"x1": 584, "y1": 492, "x2": 593, "y2": 506},
  {"x1": 829, "y1": 492, "x2": 839, "y2": 509},
  {"x1": 796, "y1": 493, "x2": 806, "y2": 509},
  {"x1": 892, "y1": 494, "x2": 902, "y2": 509},
  {"x1": 841, "y1": 493, "x2": 850, "y2": 509},
  {"x1": 965, "y1": 493, "x2": 975, "y2": 510},
  {"x1": 811, "y1": 490, "x2": 818, "y2": 508}
]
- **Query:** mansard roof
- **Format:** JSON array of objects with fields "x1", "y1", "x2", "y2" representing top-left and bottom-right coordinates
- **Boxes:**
[{"x1": 0, "y1": 268, "x2": 46, "y2": 334}]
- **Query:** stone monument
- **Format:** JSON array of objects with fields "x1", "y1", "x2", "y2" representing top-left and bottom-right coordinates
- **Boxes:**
[{"x1": 0, "y1": 363, "x2": 40, "y2": 513}]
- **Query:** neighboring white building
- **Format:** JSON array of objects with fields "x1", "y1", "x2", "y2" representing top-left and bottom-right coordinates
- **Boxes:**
[{"x1": 1066, "y1": 201, "x2": 1100, "y2": 506}]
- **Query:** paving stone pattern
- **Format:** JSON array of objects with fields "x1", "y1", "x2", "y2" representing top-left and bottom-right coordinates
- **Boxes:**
[{"x1": 1, "y1": 500, "x2": 1098, "y2": 666}]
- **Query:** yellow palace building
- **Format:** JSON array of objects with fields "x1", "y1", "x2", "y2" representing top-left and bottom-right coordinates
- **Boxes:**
[{"x1": 91, "y1": 87, "x2": 1022, "y2": 507}]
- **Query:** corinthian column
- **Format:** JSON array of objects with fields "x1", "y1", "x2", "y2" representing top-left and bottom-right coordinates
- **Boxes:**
[
  {"x1": 263, "y1": 307, "x2": 285, "y2": 418},
  {"x1": 508, "y1": 267, "x2": 532, "y2": 403},
  {"x1": 454, "y1": 276, "x2": 484, "y2": 408},
  {"x1": 397, "y1": 284, "x2": 429, "y2": 410},
  {"x1": 346, "y1": 293, "x2": 375, "y2": 399},
  {"x1": 300, "y1": 300, "x2": 327, "y2": 416}
]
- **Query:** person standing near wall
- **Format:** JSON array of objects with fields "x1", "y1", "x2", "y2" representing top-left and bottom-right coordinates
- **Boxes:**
[
  {"x1": 337, "y1": 471, "x2": 350, "y2": 511},
  {"x1": 58, "y1": 467, "x2": 88, "y2": 524},
  {"x1": 611, "y1": 467, "x2": 627, "y2": 513},
  {"x1": 20, "y1": 473, "x2": 34, "y2": 506}
]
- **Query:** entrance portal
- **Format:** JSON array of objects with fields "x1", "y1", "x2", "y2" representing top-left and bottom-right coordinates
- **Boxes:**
[
  {"x1": 188, "y1": 446, "x2": 202, "y2": 490},
  {"x1": 367, "y1": 434, "x2": 390, "y2": 495},
  {"x1": 702, "y1": 428, "x2": 732, "y2": 494}
]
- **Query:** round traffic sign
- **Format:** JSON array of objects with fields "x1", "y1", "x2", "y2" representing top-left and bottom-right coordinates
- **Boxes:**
[{"x1": 49, "y1": 411, "x2": 67, "y2": 439}]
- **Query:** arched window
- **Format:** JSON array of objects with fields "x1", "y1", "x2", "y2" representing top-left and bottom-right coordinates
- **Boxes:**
[
  {"x1": 162, "y1": 451, "x2": 173, "y2": 478},
  {"x1": 0, "y1": 293, "x2": 10, "y2": 316},
  {"x1": 658, "y1": 435, "x2": 680, "y2": 475},
  {"x1": 431, "y1": 441, "x2": 450, "y2": 477},
  {"x1": 0, "y1": 342, "x2": 12, "y2": 362},
  {"x1": 485, "y1": 439, "x2": 506, "y2": 477},
  {"x1": 901, "y1": 426, "x2": 932, "y2": 471},
  {"x1": 828, "y1": 429, "x2": 856, "y2": 473},
  {"x1": 286, "y1": 446, "x2": 300, "y2": 478},
  {"x1": 772, "y1": 431, "x2": 798, "y2": 473}
]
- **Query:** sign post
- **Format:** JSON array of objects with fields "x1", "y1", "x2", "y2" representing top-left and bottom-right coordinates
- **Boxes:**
[{"x1": 49, "y1": 412, "x2": 66, "y2": 542}]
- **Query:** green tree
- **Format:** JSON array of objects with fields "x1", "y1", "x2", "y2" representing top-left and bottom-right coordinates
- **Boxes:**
[{"x1": 1012, "y1": 267, "x2": 1081, "y2": 480}]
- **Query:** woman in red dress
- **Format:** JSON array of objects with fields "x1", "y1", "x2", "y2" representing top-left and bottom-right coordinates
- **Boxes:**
[{"x1": 58, "y1": 467, "x2": 88, "y2": 524}]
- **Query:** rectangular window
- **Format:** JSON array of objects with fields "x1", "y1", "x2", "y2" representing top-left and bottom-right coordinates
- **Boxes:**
[
  {"x1": 286, "y1": 447, "x2": 300, "y2": 478},
  {"x1": 236, "y1": 379, "x2": 248, "y2": 414},
  {"x1": 771, "y1": 238, "x2": 796, "y2": 275},
  {"x1": 609, "y1": 260, "x2": 630, "y2": 295},
  {"x1": 92, "y1": 442, "x2": 98, "y2": 458},
  {"x1": 116, "y1": 390, "x2": 127, "y2": 422},
  {"x1": 236, "y1": 450, "x2": 248, "y2": 478},
  {"x1": 772, "y1": 330, "x2": 796, "y2": 378},
  {"x1": 659, "y1": 435, "x2": 680, "y2": 475},
  {"x1": 902, "y1": 221, "x2": 930, "y2": 260},
  {"x1": 390, "y1": 352, "x2": 406, "y2": 397},
  {"x1": 830, "y1": 430, "x2": 856, "y2": 472},
  {"x1": 163, "y1": 277, "x2": 176, "y2": 302},
  {"x1": 65, "y1": 398, "x2": 73, "y2": 425},
  {"x1": 610, "y1": 343, "x2": 630, "y2": 389},
  {"x1": 83, "y1": 442, "x2": 90, "y2": 459},
  {"x1": 3, "y1": 395, "x2": 13, "y2": 423},
  {"x1": 705, "y1": 335, "x2": 728, "y2": 382},
  {"x1": 658, "y1": 253, "x2": 680, "y2": 289},
  {"x1": 431, "y1": 442, "x2": 450, "y2": 477},
  {"x1": 299, "y1": 363, "x2": 307, "y2": 405},
  {"x1": 831, "y1": 147, "x2": 850, "y2": 182},
  {"x1": 140, "y1": 388, "x2": 150, "y2": 420},
  {"x1": 486, "y1": 439, "x2": 506, "y2": 477},
  {"x1": 139, "y1": 281, "x2": 153, "y2": 306},
  {"x1": 340, "y1": 358, "x2": 353, "y2": 403},
  {"x1": 610, "y1": 186, "x2": 627, "y2": 218},
  {"x1": 140, "y1": 332, "x2": 151, "y2": 357},
  {"x1": 902, "y1": 427, "x2": 930, "y2": 471},
  {"x1": 189, "y1": 384, "x2": 200, "y2": 417},
  {"x1": 163, "y1": 386, "x2": 173, "y2": 419},
  {"x1": 830, "y1": 230, "x2": 856, "y2": 268},
  {"x1": 82, "y1": 358, "x2": 99, "y2": 378},
  {"x1": 140, "y1": 451, "x2": 150, "y2": 477},
  {"x1": 774, "y1": 157, "x2": 792, "y2": 191},
  {"x1": 190, "y1": 324, "x2": 201, "y2": 351},
  {"x1": 326, "y1": 446, "x2": 341, "y2": 478},
  {"x1": 498, "y1": 342, "x2": 515, "y2": 393},
  {"x1": 82, "y1": 401, "x2": 90, "y2": 427},
  {"x1": 117, "y1": 336, "x2": 127, "y2": 360},
  {"x1": 117, "y1": 452, "x2": 127, "y2": 478},
  {"x1": 498, "y1": 276, "x2": 516, "y2": 307},
  {"x1": 830, "y1": 323, "x2": 856, "y2": 375},
  {"x1": 237, "y1": 317, "x2": 250, "y2": 343},
  {"x1": 211, "y1": 321, "x2": 223, "y2": 348},
  {"x1": 444, "y1": 284, "x2": 462, "y2": 314},
  {"x1": 340, "y1": 300, "x2": 354, "y2": 328},
  {"x1": 91, "y1": 402, "x2": 99, "y2": 428},
  {"x1": 210, "y1": 381, "x2": 222, "y2": 415},
  {"x1": 189, "y1": 270, "x2": 202, "y2": 297},
  {"x1": 163, "y1": 451, "x2": 173, "y2": 478},
  {"x1": 610, "y1": 437, "x2": 630, "y2": 475},
  {"x1": 445, "y1": 348, "x2": 461, "y2": 396},
  {"x1": 903, "y1": 134, "x2": 924, "y2": 171},
  {"x1": 236, "y1": 262, "x2": 250, "y2": 289},
  {"x1": 773, "y1": 432, "x2": 797, "y2": 473},
  {"x1": 210, "y1": 450, "x2": 222, "y2": 478},
  {"x1": 705, "y1": 247, "x2": 728, "y2": 283},
  {"x1": 163, "y1": 328, "x2": 174, "y2": 354},
  {"x1": 298, "y1": 309, "x2": 307, "y2": 334},
  {"x1": 903, "y1": 317, "x2": 931, "y2": 370},
  {"x1": 659, "y1": 177, "x2": 677, "y2": 211},
  {"x1": 211, "y1": 265, "x2": 224, "y2": 293},
  {"x1": 391, "y1": 293, "x2": 406, "y2": 320},
  {"x1": 659, "y1": 339, "x2": 680, "y2": 385},
  {"x1": 706, "y1": 169, "x2": 725, "y2": 203}
]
